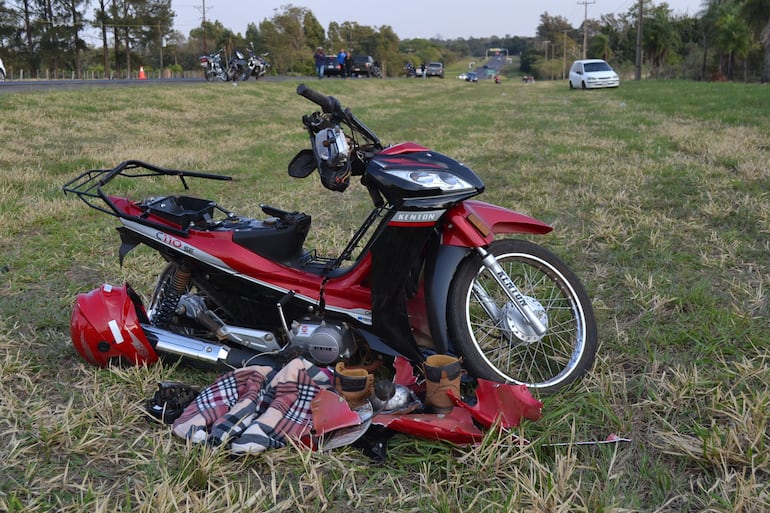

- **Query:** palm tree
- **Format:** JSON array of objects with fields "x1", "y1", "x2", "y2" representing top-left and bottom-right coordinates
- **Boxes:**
[
  {"x1": 714, "y1": 11, "x2": 751, "y2": 79},
  {"x1": 740, "y1": 0, "x2": 770, "y2": 81},
  {"x1": 589, "y1": 32, "x2": 614, "y2": 61},
  {"x1": 643, "y1": 4, "x2": 678, "y2": 77}
]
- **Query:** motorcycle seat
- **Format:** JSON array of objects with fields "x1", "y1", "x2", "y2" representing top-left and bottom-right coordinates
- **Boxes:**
[{"x1": 230, "y1": 214, "x2": 311, "y2": 265}]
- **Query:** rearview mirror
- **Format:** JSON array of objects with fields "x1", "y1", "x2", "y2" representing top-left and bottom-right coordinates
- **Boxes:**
[{"x1": 288, "y1": 149, "x2": 317, "y2": 178}]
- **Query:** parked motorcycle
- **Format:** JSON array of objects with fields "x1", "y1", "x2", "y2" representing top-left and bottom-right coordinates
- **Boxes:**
[
  {"x1": 240, "y1": 43, "x2": 270, "y2": 81},
  {"x1": 226, "y1": 49, "x2": 248, "y2": 82},
  {"x1": 199, "y1": 48, "x2": 229, "y2": 81},
  {"x1": 63, "y1": 85, "x2": 597, "y2": 394}
]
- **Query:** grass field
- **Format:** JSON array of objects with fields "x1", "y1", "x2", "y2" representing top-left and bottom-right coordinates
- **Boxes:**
[{"x1": 0, "y1": 76, "x2": 768, "y2": 512}]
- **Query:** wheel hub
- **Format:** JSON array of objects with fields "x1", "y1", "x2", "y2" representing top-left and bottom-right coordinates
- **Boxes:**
[{"x1": 498, "y1": 295, "x2": 548, "y2": 344}]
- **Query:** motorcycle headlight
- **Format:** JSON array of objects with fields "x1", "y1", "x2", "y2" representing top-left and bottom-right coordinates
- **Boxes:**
[{"x1": 385, "y1": 170, "x2": 474, "y2": 192}]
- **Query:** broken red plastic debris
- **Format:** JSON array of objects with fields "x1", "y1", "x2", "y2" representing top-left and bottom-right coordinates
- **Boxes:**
[
  {"x1": 373, "y1": 378, "x2": 543, "y2": 445},
  {"x1": 314, "y1": 358, "x2": 543, "y2": 446},
  {"x1": 373, "y1": 406, "x2": 485, "y2": 445},
  {"x1": 310, "y1": 388, "x2": 362, "y2": 436},
  {"x1": 393, "y1": 355, "x2": 418, "y2": 386},
  {"x1": 449, "y1": 379, "x2": 543, "y2": 430}
]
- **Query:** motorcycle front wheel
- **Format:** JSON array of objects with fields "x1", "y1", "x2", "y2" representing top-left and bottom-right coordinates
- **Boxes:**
[
  {"x1": 239, "y1": 68, "x2": 251, "y2": 81},
  {"x1": 447, "y1": 239, "x2": 597, "y2": 394}
]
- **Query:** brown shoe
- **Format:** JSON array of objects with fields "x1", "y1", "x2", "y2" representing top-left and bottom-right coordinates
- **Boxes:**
[
  {"x1": 423, "y1": 354, "x2": 463, "y2": 414},
  {"x1": 334, "y1": 362, "x2": 374, "y2": 410}
]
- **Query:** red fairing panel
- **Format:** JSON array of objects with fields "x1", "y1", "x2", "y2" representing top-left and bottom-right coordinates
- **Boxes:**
[
  {"x1": 441, "y1": 200, "x2": 553, "y2": 247},
  {"x1": 110, "y1": 196, "x2": 375, "y2": 315},
  {"x1": 380, "y1": 142, "x2": 430, "y2": 154}
]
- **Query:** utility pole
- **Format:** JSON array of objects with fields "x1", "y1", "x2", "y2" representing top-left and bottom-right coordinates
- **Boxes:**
[
  {"x1": 635, "y1": 0, "x2": 644, "y2": 80},
  {"x1": 197, "y1": 0, "x2": 211, "y2": 54},
  {"x1": 578, "y1": 0, "x2": 595, "y2": 59},
  {"x1": 562, "y1": 30, "x2": 568, "y2": 79},
  {"x1": 159, "y1": 25, "x2": 163, "y2": 77}
]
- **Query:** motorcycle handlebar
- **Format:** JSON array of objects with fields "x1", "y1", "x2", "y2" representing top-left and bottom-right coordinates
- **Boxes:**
[
  {"x1": 296, "y1": 84, "x2": 382, "y2": 148},
  {"x1": 296, "y1": 84, "x2": 340, "y2": 114}
]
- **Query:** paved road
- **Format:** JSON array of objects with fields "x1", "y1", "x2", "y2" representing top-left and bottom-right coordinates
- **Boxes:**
[{"x1": 0, "y1": 77, "x2": 229, "y2": 93}]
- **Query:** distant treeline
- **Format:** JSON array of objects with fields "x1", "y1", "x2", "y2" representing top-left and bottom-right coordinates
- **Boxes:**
[{"x1": 0, "y1": 1, "x2": 767, "y2": 81}]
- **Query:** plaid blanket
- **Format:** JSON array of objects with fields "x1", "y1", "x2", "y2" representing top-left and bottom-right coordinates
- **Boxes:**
[{"x1": 172, "y1": 358, "x2": 333, "y2": 454}]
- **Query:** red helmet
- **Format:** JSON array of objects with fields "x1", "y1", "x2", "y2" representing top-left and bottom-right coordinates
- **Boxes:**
[{"x1": 70, "y1": 283, "x2": 158, "y2": 367}]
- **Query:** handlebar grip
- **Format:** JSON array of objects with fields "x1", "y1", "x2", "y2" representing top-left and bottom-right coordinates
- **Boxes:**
[{"x1": 296, "y1": 84, "x2": 340, "y2": 114}]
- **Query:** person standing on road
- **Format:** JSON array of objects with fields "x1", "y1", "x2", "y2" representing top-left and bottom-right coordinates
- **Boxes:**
[
  {"x1": 337, "y1": 48, "x2": 347, "y2": 78},
  {"x1": 345, "y1": 50, "x2": 353, "y2": 78},
  {"x1": 314, "y1": 47, "x2": 326, "y2": 79}
]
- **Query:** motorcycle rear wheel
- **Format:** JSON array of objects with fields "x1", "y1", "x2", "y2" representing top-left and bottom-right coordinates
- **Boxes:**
[
  {"x1": 204, "y1": 70, "x2": 214, "y2": 82},
  {"x1": 447, "y1": 239, "x2": 597, "y2": 394},
  {"x1": 239, "y1": 69, "x2": 250, "y2": 81}
]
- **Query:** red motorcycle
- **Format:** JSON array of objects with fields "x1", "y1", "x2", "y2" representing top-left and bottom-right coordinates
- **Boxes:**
[{"x1": 63, "y1": 84, "x2": 597, "y2": 394}]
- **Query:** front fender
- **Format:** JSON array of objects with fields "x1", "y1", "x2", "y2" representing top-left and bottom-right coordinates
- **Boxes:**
[
  {"x1": 423, "y1": 201, "x2": 553, "y2": 353},
  {"x1": 442, "y1": 200, "x2": 553, "y2": 247}
]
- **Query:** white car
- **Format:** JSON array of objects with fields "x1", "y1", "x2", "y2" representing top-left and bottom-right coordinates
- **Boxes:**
[
  {"x1": 568, "y1": 59, "x2": 619, "y2": 89},
  {"x1": 0, "y1": 58, "x2": 5, "y2": 81}
]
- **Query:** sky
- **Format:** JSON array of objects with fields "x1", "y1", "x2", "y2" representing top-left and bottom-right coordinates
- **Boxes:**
[{"x1": 169, "y1": 0, "x2": 706, "y2": 40}]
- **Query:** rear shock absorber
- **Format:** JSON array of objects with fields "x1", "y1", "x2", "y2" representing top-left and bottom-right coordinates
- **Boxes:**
[{"x1": 152, "y1": 265, "x2": 192, "y2": 328}]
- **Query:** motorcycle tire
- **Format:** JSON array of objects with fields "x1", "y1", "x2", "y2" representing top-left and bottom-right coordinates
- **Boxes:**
[
  {"x1": 204, "y1": 70, "x2": 214, "y2": 82},
  {"x1": 240, "y1": 69, "x2": 250, "y2": 82},
  {"x1": 447, "y1": 239, "x2": 597, "y2": 394}
]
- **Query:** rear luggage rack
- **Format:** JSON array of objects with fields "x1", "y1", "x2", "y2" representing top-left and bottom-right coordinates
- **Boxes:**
[{"x1": 62, "y1": 160, "x2": 233, "y2": 236}]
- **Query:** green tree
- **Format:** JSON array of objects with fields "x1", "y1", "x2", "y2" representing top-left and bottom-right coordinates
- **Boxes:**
[
  {"x1": 589, "y1": 32, "x2": 613, "y2": 60},
  {"x1": 258, "y1": 5, "x2": 316, "y2": 75},
  {"x1": 302, "y1": 10, "x2": 324, "y2": 50},
  {"x1": 536, "y1": 12, "x2": 573, "y2": 41},
  {"x1": 92, "y1": 0, "x2": 111, "y2": 76},
  {"x1": 714, "y1": 9, "x2": 751, "y2": 78},
  {"x1": 642, "y1": 3, "x2": 679, "y2": 77},
  {"x1": 372, "y1": 25, "x2": 399, "y2": 76},
  {"x1": 596, "y1": 11, "x2": 637, "y2": 65},
  {"x1": 741, "y1": 0, "x2": 770, "y2": 81},
  {"x1": 133, "y1": 0, "x2": 174, "y2": 70},
  {"x1": 64, "y1": 0, "x2": 89, "y2": 78}
]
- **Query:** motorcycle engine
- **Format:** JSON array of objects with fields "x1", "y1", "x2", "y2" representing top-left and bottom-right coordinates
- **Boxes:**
[{"x1": 289, "y1": 318, "x2": 353, "y2": 365}]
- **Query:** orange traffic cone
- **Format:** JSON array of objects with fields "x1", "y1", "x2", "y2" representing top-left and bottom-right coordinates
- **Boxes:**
[{"x1": 138, "y1": 66, "x2": 147, "y2": 80}]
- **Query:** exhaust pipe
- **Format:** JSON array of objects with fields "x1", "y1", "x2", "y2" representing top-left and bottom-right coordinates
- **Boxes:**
[
  {"x1": 142, "y1": 324, "x2": 230, "y2": 364},
  {"x1": 141, "y1": 324, "x2": 282, "y2": 369}
]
